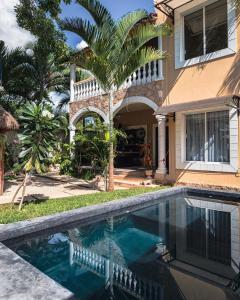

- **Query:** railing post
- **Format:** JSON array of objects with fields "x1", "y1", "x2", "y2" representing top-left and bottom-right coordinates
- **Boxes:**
[
  {"x1": 158, "y1": 36, "x2": 163, "y2": 79},
  {"x1": 70, "y1": 64, "x2": 76, "y2": 102}
]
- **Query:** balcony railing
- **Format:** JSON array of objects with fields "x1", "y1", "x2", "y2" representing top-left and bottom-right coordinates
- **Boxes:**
[{"x1": 73, "y1": 60, "x2": 163, "y2": 101}]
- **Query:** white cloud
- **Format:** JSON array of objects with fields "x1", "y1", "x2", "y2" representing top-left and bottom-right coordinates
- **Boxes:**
[
  {"x1": 0, "y1": 0, "x2": 34, "y2": 49},
  {"x1": 76, "y1": 40, "x2": 88, "y2": 50}
]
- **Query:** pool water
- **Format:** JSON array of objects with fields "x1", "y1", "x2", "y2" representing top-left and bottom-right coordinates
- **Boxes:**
[{"x1": 5, "y1": 192, "x2": 240, "y2": 300}]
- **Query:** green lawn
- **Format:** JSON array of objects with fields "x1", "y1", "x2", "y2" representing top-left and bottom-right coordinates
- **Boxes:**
[{"x1": 0, "y1": 187, "x2": 167, "y2": 224}]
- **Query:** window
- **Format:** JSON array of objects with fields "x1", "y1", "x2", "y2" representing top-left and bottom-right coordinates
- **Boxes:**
[
  {"x1": 186, "y1": 110, "x2": 230, "y2": 163},
  {"x1": 186, "y1": 206, "x2": 231, "y2": 265},
  {"x1": 184, "y1": 0, "x2": 228, "y2": 60}
]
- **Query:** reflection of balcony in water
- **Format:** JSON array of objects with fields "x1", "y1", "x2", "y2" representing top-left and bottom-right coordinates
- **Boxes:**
[{"x1": 69, "y1": 241, "x2": 164, "y2": 300}]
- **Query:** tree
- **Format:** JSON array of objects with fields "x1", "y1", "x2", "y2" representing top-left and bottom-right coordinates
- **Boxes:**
[
  {"x1": 0, "y1": 41, "x2": 33, "y2": 113},
  {"x1": 59, "y1": 0, "x2": 170, "y2": 191},
  {"x1": 11, "y1": 102, "x2": 67, "y2": 210},
  {"x1": 15, "y1": 42, "x2": 70, "y2": 104}
]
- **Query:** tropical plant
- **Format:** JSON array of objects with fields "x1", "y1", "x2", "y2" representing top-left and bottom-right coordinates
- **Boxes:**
[
  {"x1": 71, "y1": 117, "x2": 126, "y2": 190},
  {"x1": 59, "y1": 0, "x2": 170, "y2": 191},
  {"x1": 0, "y1": 41, "x2": 33, "y2": 113},
  {"x1": 13, "y1": 42, "x2": 70, "y2": 104},
  {"x1": 11, "y1": 102, "x2": 67, "y2": 210}
]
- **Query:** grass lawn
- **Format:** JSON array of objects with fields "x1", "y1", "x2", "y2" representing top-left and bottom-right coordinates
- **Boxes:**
[{"x1": 0, "y1": 186, "x2": 167, "y2": 224}]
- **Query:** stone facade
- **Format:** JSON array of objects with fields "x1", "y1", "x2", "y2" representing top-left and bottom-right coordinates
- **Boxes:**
[{"x1": 69, "y1": 80, "x2": 163, "y2": 121}]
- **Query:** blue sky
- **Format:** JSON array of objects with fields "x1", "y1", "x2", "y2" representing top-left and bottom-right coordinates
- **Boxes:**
[{"x1": 60, "y1": 0, "x2": 154, "y2": 48}]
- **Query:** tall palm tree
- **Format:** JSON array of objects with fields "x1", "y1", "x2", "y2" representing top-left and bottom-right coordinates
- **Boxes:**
[
  {"x1": 15, "y1": 43, "x2": 70, "y2": 104},
  {"x1": 0, "y1": 41, "x2": 32, "y2": 113},
  {"x1": 60, "y1": 0, "x2": 169, "y2": 191}
]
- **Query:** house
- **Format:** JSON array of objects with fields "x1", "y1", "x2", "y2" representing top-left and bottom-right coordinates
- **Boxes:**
[{"x1": 69, "y1": 0, "x2": 240, "y2": 190}]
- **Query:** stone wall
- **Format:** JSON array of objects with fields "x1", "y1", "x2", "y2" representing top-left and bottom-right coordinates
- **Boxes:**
[{"x1": 69, "y1": 80, "x2": 163, "y2": 121}]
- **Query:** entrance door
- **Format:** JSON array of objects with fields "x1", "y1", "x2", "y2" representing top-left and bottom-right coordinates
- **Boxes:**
[{"x1": 154, "y1": 126, "x2": 169, "y2": 173}]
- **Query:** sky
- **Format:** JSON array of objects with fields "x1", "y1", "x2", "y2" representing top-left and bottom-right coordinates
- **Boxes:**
[
  {"x1": 1, "y1": 0, "x2": 154, "y2": 106},
  {"x1": 60, "y1": 0, "x2": 154, "y2": 48},
  {"x1": 1, "y1": 0, "x2": 154, "y2": 50}
]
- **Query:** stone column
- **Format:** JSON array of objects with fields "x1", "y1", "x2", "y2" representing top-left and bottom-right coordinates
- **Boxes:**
[
  {"x1": 69, "y1": 125, "x2": 76, "y2": 143},
  {"x1": 70, "y1": 64, "x2": 76, "y2": 102},
  {"x1": 156, "y1": 115, "x2": 167, "y2": 175}
]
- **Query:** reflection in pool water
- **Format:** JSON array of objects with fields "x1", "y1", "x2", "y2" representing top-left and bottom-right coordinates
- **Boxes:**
[{"x1": 5, "y1": 193, "x2": 240, "y2": 300}]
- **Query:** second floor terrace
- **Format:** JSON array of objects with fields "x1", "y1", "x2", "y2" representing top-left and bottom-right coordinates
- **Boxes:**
[{"x1": 70, "y1": 37, "x2": 163, "y2": 102}]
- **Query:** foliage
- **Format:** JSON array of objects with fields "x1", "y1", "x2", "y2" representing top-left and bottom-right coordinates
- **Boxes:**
[
  {"x1": 52, "y1": 143, "x2": 74, "y2": 175},
  {"x1": 0, "y1": 186, "x2": 167, "y2": 224},
  {"x1": 17, "y1": 102, "x2": 67, "y2": 173},
  {"x1": 59, "y1": 0, "x2": 171, "y2": 190},
  {"x1": 15, "y1": 42, "x2": 70, "y2": 104},
  {"x1": 59, "y1": 1, "x2": 170, "y2": 92},
  {"x1": 15, "y1": 0, "x2": 71, "y2": 55},
  {"x1": 0, "y1": 41, "x2": 33, "y2": 112},
  {"x1": 53, "y1": 116, "x2": 125, "y2": 181}
]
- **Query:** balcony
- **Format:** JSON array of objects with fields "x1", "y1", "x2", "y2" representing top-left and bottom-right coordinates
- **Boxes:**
[{"x1": 72, "y1": 59, "x2": 163, "y2": 101}]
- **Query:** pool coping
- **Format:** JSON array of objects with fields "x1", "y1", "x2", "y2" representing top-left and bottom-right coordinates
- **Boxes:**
[{"x1": 0, "y1": 186, "x2": 239, "y2": 300}]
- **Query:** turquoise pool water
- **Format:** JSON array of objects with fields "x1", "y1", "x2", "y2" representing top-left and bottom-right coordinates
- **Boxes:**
[{"x1": 5, "y1": 192, "x2": 240, "y2": 300}]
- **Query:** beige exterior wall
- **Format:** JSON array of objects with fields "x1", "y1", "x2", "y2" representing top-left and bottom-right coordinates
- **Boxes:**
[{"x1": 155, "y1": 3, "x2": 240, "y2": 189}]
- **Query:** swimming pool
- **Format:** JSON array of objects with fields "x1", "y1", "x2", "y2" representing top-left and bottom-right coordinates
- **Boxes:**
[{"x1": 4, "y1": 189, "x2": 240, "y2": 300}]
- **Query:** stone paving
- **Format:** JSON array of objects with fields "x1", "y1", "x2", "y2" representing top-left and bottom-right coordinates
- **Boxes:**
[{"x1": 0, "y1": 174, "x2": 98, "y2": 204}]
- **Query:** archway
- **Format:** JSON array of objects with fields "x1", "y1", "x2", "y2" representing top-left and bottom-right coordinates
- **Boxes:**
[
  {"x1": 113, "y1": 97, "x2": 159, "y2": 169},
  {"x1": 69, "y1": 106, "x2": 108, "y2": 142}
]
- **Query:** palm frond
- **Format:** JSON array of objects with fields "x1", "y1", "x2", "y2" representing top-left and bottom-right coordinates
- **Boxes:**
[
  {"x1": 114, "y1": 10, "x2": 149, "y2": 47},
  {"x1": 75, "y1": 0, "x2": 114, "y2": 27},
  {"x1": 115, "y1": 48, "x2": 165, "y2": 88},
  {"x1": 59, "y1": 18, "x2": 101, "y2": 52}
]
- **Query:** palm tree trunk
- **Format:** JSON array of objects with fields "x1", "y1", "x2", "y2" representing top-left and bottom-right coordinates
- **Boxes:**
[
  {"x1": 108, "y1": 90, "x2": 114, "y2": 192},
  {"x1": 11, "y1": 180, "x2": 24, "y2": 208},
  {"x1": 18, "y1": 172, "x2": 28, "y2": 211}
]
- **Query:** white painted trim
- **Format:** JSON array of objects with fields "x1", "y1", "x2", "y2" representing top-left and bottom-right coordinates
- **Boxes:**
[
  {"x1": 152, "y1": 124, "x2": 158, "y2": 168},
  {"x1": 111, "y1": 96, "x2": 159, "y2": 118},
  {"x1": 70, "y1": 106, "x2": 108, "y2": 127},
  {"x1": 175, "y1": 106, "x2": 238, "y2": 173},
  {"x1": 174, "y1": 0, "x2": 237, "y2": 69}
]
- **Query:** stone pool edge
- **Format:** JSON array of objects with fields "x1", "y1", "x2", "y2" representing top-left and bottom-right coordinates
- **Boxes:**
[
  {"x1": 0, "y1": 186, "x2": 184, "y2": 241},
  {"x1": 0, "y1": 186, "x2": 184, "y2": 300},
  {"x1": 0, "y1": 185, "x2": 239, "y2": 300}
]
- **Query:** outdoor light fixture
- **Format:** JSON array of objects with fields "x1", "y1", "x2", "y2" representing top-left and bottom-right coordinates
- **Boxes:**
[{"x1": 231, "y1": 95, "x2": 240, "y2": 114}]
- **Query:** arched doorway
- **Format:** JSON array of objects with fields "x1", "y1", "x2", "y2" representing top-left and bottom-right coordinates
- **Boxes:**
[
  {"x1": 70, "y1": 106, "x2": 108, "y2": 142},
  {"x1": 112, "y1": 97, "x2": 159, "y2": 169}
]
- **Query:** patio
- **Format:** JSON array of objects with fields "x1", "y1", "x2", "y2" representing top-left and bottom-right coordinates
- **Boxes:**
[{"x1": 0, "y1": 174, "x2": 98, "y2": 204}]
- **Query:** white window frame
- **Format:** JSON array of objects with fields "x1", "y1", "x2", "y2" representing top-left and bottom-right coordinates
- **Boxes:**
[
  {"x1": 175, "y1": 106, "x2": 238, "y2": 172},
  {"x1": 175, "y1": 0, "x2": 237, "y2": 69}
]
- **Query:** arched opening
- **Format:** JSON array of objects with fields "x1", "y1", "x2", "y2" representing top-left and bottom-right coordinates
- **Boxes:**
[
  {"x1": 71, "y1": 106, "x2": 108, "y2": 129},
  {"x1": 113, "y1": 100, "x2": 159, "y2": 170}
]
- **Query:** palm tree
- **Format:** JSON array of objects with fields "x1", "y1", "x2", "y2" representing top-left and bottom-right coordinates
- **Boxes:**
[
  {"x1": 15, "y1": 43, "x2": 70, "y2": 104},
  {"x1": 60, "y1": 0, "x2": 169, "y2": 191},
  {"x1": 0, "y1": 41, "x2": 32, "y2": 113}
]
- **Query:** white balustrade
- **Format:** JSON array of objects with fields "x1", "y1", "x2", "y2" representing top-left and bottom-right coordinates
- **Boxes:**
[
  {"x1": 70, "y1": 242, "x2": 163, "y2": 300},
  {"x1": 73, "y1": 60, "x2": 162, "y2": 101}
]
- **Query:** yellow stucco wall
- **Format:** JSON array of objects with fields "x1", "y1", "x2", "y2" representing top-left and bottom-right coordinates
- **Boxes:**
[{"x1": 155, "y1": 6, "x2": 240, "y2": 189}]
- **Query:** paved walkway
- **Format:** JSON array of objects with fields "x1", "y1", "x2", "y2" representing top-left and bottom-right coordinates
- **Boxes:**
[{"x1": 0, "y1": 174, "x2": 98, "y2": 204}]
